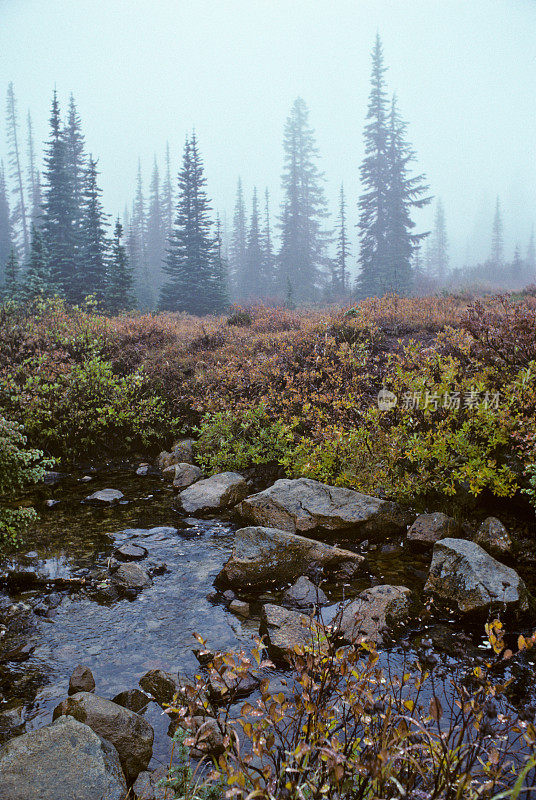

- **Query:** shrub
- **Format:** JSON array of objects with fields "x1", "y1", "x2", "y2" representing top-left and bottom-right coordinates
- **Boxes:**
[
  {"x1": 195, "y1": 404, "x2": 296, "y2": 474},
  {"x1": 0, "y1": 415, "x2": 51, "y2": 544}
]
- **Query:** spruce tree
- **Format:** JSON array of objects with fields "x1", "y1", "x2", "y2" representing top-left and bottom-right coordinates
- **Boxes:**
[
  {"x1": 42, "y1": 90, "x2": 77, "y2": 301},
  {"x1": 243, "y1": 188, "x2": 263, "y2": 299},
  {"x1": 20, "y1": 224, "x2": 56, "y2": 302},
  {"x1": 5, "y1": 83, "x2": 29, "y2": 258},
  {"x1": 162, "y1": 142, "x2": 174, "y2": 241},
  {"x1": 429, "y1": 198, "x2": 449, "y2": 281},
  {"x1": 490, "y1": 197, "x2": 504, "y2": 274},
  {"x1": 26, "y1": 112, "x2": 42, "y2": 227},
  {"x1": 131, "y1": 161, "x2": 152, "y2": 309},
  {"x1": 3, "y1": 248, "x2": 19, "y2": 300},
  {"x1": 0, "y1": 162, "x2": 13, "y2": 285},
  {"x1": 146, "y1": 157, "x2": 165, "y2": 295},
  {"x1": 511, "y1": 245, "x2": 524, "y2": 285},
  {"x1": 159, "y1": 134, "x2": 222, "y2": 314},
  {"x1": 211, "y1": 214, "x2": 230, "y2": 313},
  {"x1": 79, "y1": 156, "x2": 108, "y2": 305},
  {"x1": 261, "y1": 188, "x2": 275, "y2": 299},
  {"x1": 334, "y1": 183, "x2": 350, "y2": 297},
  {"x1": 230, "y1": 177, "x2": 247, "y2": 298},
  {"x1": 278, "y1": 97, "x2": 328, "y2": 302},
  {"x1": 108, "y1": 218, "x2": 135, "y2": 313}
]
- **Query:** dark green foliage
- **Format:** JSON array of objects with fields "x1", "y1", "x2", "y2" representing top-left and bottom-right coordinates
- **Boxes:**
[
  {"x1": 278, "y1": 97, "x2": 328, "y2": 302},
  {"x1": 333, "y1": 182, "x2": 350, "y2": 297},
  {"x1": 0, "y1": 161, "x2": 13, "y2": 284},
  {"x1": 159, "y1": 134, "x2": 227, "y2": 314},
  {"x1": 230, "y1": 177, "x2": 247, "y2": 298},
  {"x1": 243, "y1": 188, "x2": 263, "y2": 299},
  {"x1": 108, "y1": 218, "x2": 135, "y2": 313},
  {"x1": 2, "y1": 248, "x2": 19, "y2": 299},
  {"x1": 20, "y1": 224, "x2": 57, "y2": 302},
  {"x1": 79, "y1": 156, "x2": 109, "y2": 306},
  {"x1": 146, "y1": 157, "x2": 165, "y2": 298},
  {"x1": 130, "y1": 161, "x2": 152, "y2": 310}
]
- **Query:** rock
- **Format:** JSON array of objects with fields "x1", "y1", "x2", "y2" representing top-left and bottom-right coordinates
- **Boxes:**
[
  {"x1": 0, "y1": 715, "x2": 127, "y2": 800},
  {"x1": 172, "y1": 463, "x2": 204, "y2": 490},
  {"x1": 42, "y1": 470, "x2": 65, "y2": 485},
  {"x1": 239, "y1": 478, "x2": 407, "y2": 535},
  {"x1": 113, "y1": 542, "x2": 148, "y2": 562},
  {"x1": 424, "y1": 538, "x2": 529, "y2": 615},
  {"x1": 283, "y1": 575, "x2": 328, "y2": 609},
  {"x1": 139, "y1": 669, "x2": 179, "y2": 706},
  {"x1": 260, "y1": 603, "x2": 326, "y2": 664},
  {"x1": 68, "y1": 664, "x2": 95, "y2": 695},
  {"x1": 0, "y1": 702, "x2": 24, "y2": 737},
  {"x1": 156, "y1": 439, "x2": 195, "y2": 471},
  {"x1": 338, "y1": 585, "x2": 411, "y2": 645},
  {"x1": 474, "y1": 517, "x2": 513, "y2": 557},
  {"x1": 53, "y1": 691, "x2": 153, "y2": 783},
  {"x1": 84, "y1": 488, "x2": 124, "y2": 505},
  {"x1": 406, "y1": 513, "x2": 462, "y2": 549},
  {"x1": 136, "y1": 465, "x2": 149, "y2": 476},
  {"x1": 208, "y1": 669, "x2": 259, "y2": 703},
  {"x1": 162, "y1": 465, "x2": 177, "y2": 481},
  {"x1": 112, "y1": 688, "x2": 150, "y2": 713},
  {"x1": 217, "y1": 526, "x2": 363, "y2": 589},
  {"x1": 132, "y1": 766, "x2": 169, "y2": 799},
  {"x1": 44, "y1": 499, "x2": 60, "y2": 508},
  {"x1": 177, "y1": 472, "x2": 248, "y2": 514},
  {"x1": 184, "y1": 716, "x2": 224, "y2": 757},
  {"x1": 111, "y1": 563, "x2": 150, "y2": 599},
  {"x1": 229, "y1": 599, "x2": 250, "y2": 617}
]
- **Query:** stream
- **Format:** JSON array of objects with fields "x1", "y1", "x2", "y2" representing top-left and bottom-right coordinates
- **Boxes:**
[{"x1": 1, "y1": 466, "x2": 536, "y2": 770}]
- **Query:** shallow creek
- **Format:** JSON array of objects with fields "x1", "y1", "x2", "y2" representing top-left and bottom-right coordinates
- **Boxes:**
[{"x1": 1, "y1": 467, "x2": 536, "y2": 768}]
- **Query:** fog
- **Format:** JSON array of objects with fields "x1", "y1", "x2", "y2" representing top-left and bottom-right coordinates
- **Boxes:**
[{"x1": 1, "y1": 0, "x2": 535, "y2": 270}]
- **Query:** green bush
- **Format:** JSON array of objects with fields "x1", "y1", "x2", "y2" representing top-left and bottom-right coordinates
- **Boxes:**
[
  {"x1": 195, "y1": 404, "x2": 296, "y2": 474},
  {"x1": 0, "y1": 414, "x2": 51, "y2": 544}
]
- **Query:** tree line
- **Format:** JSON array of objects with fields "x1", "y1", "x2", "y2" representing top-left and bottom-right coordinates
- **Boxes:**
[{"x1": 1, "y1": 36, "x2": 534, "y2": 313}]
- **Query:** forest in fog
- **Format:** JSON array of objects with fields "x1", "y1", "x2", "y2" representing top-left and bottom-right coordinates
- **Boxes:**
[{"x1": 2, "y1": 34, "x2": 535, "y2": 315}]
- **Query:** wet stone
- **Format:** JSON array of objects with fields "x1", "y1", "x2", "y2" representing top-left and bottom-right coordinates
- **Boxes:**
[
  {"x1": 84, "y1": 489, "x2": 124, "y2": 505},
  {"x1": 69, "y1": 665, "x2": 96, "y2": 695},
  {"x1": 113, "y1": 542, "x2": 148, "y2": 562},
  {"x1": 112, "y1": 688, "x2": 150, "y2": 713}
]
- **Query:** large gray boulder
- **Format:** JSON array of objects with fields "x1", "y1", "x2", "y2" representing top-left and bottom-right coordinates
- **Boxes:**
[
  {"x1": 239, "y1": 478, "x2": 407, "y2": 535},
  {"x1": 132, "y1": 766, "x2": 169, "y2": 799},
  {"x1": 156, "y1": 439, "x2": 195, "y2": 470},
  {"x1": 172, "y1": 463, "x2": 203, "y2": 490},
  {"x1": 474, "y1": 517, "x2": 513, "y2": 557},
  {"x1": 260, "y1": 603, "x2": 326, "y2": 664},
  {"x1": 0, "y1": 715, "x2": 127, "y2": 800},
  {"x1": 283, "y1": 575, "x2": 328, "y2": 609},
  {"x1": 424, "y1": 538, "x2": 529, "y2": 615},
  {"x1": 338, "y1": 585, "x2": 411, "y2": 645},
  {"x1": 177, "y1": 472, "x2": 248, "y2": 514},
  {"x1": 139, "y1": 669, "x2": 179, "y2": 706},
  {"x1": 217, "y1": 526, "x2": 363, "y2": 589},
  {"x1": 53, "y1": 691, "x2": 153, "y2": 783},
  {"x1": 406, "y1": 512, "x2": 461, "y2": 549}
]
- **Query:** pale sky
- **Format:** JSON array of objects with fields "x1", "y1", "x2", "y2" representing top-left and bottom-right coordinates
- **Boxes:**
[{"x1": 1, "y1": 0, "x2": 535, "y2": 270}]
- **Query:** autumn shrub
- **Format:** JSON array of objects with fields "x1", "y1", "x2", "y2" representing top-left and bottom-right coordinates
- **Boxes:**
[
  {"x1": 462, "y1": 297, "x2": 536, "y2": 369},
  {"x1": 0, "y1": 414, "x2": 51, "y2": 544},
  {"x1": 169, "y1": 620, "x2": 536, "y2": 800}
]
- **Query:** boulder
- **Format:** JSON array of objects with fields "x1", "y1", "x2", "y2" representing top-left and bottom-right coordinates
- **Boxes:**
[
  {"x1": 184, "y1": 716, "x2": 224, "y2": 757},
  {"x1": 208, "y1": 669, "x2": 259, "y2": 703},
  {"x1": 283, "y1": 575, "x2": 328, "y2": 609},
  {"x1": 229, "y1": 599, "x2": 250, "y2": 617},
  {"x1": 177, "y1": 472, "x2": 248, "y2": 514},
  {"x1": 406, "y1": 512, "x2": 461, "y2": 549},
  {"x1": 338, "y1": 585, "x2": 411, "y2": 645},
  {"x1": 132, "y1": 766, "x2": 169, "y2": 799},
  {"x1": 474, "y1": 517, "x2": 513, "y2": 557},
  {"x1": 156, "y1": 439, "x2": 195, "y2": 471},
  {"x1": 239, "y1": 478, "x2": 407, "y2": 535},
  {"x1": 139, "y1": 669, "x2": 179, "y2": 706},
  {"x1": 424, "y1": 538, "x2": 529, "y2": 615},
  {"x1": 111, "y1": 563, "x2": 150, "y2": 599},
  {"x1": 260, "y1": 603, "x2": 326, "y2": 664},
  {"x1": 113, "y1": 542, "x2": 148, "y2": 562},
  {"x1": 0, "y1": 715, "x2": 127, "y2": 800},
  {"x1": 84, "y1": 488, "x2": 124, "y2": 505},
  {"x1": 68, "y1": 664, "x2": 95, "y2": 695},
  {"x1": 53, "y1": 691, "x2": 153, "y2": 783},
  {"x1": 172, "y1": 463, "x2": 204, "y2": 490},
  {"x1": 112, "y1": 688, "x2": 150, "y2": 713},
  {"x1": 217, "y1": 526, "x2": 363, "y2": 589}
]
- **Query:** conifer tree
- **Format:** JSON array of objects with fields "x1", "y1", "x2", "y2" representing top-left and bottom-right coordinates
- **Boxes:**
[
  {"x1": 146, "y1": 157, "x2": 165, "y2": 295},
  {"x1": 26, "y1": 112, "x2": 42, "y2": 227},
  {"x1": 131, "y1": 161, "x2": 152, "y2": 309},
  {"x1": 159, "y1": 134, "x2": 223, "y2": 314},
  {"x1": 429, "y1": 198, "x2": 449, "y2": 281},
  {"x1": 5, "y1": 83, "x2": 29, "y2": 258},
  {"x1": 334, "y1": 183, "x2": 350, "y2": 296},
  {"x1": 261, "y1": 188, "x2": 275, "y2": 298},
  {"x1": 490, "y1": 197, "x2": 504, "y2": 272},
  {"x1": 0, "y1": 162, "x2": 13, "y2": 285},
  {"x1": 511, "y1": 245, "x2": 524, "y2": 284},
  {"x1": 162, "y1": 142, "x2": 174, "y2": 241},
  {"x1": 3, "y1": 248, "x2": 19, "y2": 299},
  {"x1": 243, "y1": 188, "x2": 263, "y2": 299},
  {"x1": 527, "y1": 227, "x2": 535, "y2": 278},
  {"x1": 20, "y1": 224, "x2": 56, "y2": 302},
  {"x1": 42, "y1": 90, "x2": 77, "y2": 301},
  {"x1": 79, "y1": 156, "x2": 108, "y2": 305},
  {"x1": 108, "y1": 218, "x2": 135, "y2": 313},
  {"x1": 230, "y1": 177, "x2": 247, "y2": 297},
  {"x1": 211, "y1": 214, "x2": 230, "y2": 313},
  {"x1": 278, "y1": 97, "x2": 328, "y2": 302}
]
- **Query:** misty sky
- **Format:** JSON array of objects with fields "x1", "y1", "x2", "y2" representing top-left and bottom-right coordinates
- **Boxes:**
[{"x1": 1, "y1": 0, "x2": 535, "y2": 271}]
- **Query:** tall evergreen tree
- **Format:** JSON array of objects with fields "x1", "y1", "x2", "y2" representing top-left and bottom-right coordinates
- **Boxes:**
[
  {"x1": 131, "y1": 160, "x2": 152, "y2": 309},
  {"x1": 334, "y1": 183, "x2": 350, "y2": 296},
  {"x1": 428, "y1": 198, "x2": 449, "y2": 281},
  {"x1": 242, "y1": 187, "x2": 263, "y2": 299},
  {"x1": 526, "y1": 227, "x2": 535, "y2": 279},
  {"x1": 511, "y1": 245, "x2": 524, "y2": 284},
  {"x1": 20, "y1": 224, "x2": 55, "y2": 302},
  {"x1": 146, "y1": 156, "x2": 165, "y2": 295},
  {"x1": 5, "y1": 83, "x2": 29, "y2": 258},
  {"x1": 162, "y1": 142, "x2": 174, "y2": 240},
  {"x1": 26, "y1": 112, "x2": 42, "y2": 226},
  {"x1": 0, "y1": 162, "x2": 13, "y2": 285},
  {"x1": 108, "y1": 218, "x2": 135, "y2": 313},
  {"x1": 490, "y1": 197, "x2": 504, "y2": 272},
  {"x1": 42, "y1": 90, "x2": 77, "y2": 301},
  {"x1": 261, "y1": 188, "x2": 275, "y2": 298},
  {"x1": 79, "y1": 156, "x2": 108, "y2": 305},
  {"x1": 3, "y1": 248, "x2": 19, "y2": 299},
  {"x1": 159, "y1": 134, "x2": 224, "y2": 314},
  {"x1": 278, "y1": 97, "x2": 328, "y2": 302},
  {"x1": 230, "y1": 177, "x2": 247, "y2": 297},
  {"x1": 212, "y1": 214, "x2": 230, "y2": 312}
]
